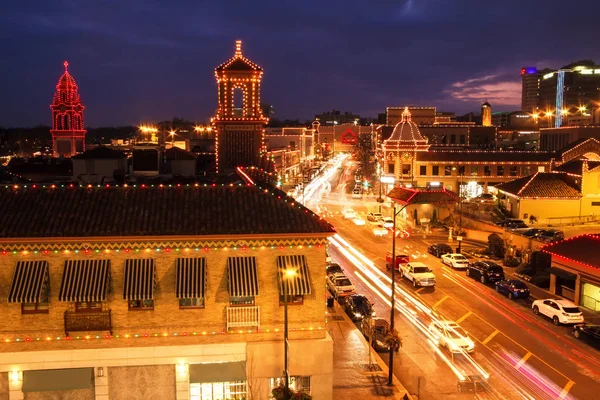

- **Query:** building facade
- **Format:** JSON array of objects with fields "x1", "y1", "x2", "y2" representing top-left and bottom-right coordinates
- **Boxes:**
[
  {"x1": 521, "y1": 67, "x2": 541, "y2": 113},
  {"x1": 540, "y1": 127, "x2": 600, "y2": 152},
  {"x1": 386, "y1": 106, "x2": 435, "y2": 126},
  {"x1": 213, "y1": 41, "x2": 268, "y2": 174},
  {"x1": 50, "y1": 61, "x2": 86, "y2": 157},
  {"x1": 0, "y1": 184, "x2": 335, "y2": 400},
  {"x1": 481, "y1": 102, "x2": 492, "y2": 127},
  {"x1": 72, "y1": 146, "x2": 128, "y2": 184}
]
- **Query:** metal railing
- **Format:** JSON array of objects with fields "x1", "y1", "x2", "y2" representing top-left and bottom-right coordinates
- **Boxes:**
[
  {"x1": 226, "y1": 305, "x2": 260, "y2": 331},
  {"x1": 64, "y1": 310, "x2": 112, "y2": 336}
]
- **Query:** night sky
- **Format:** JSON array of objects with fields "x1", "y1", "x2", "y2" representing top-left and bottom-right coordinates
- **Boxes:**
[{"x1": 2, "y1": 0, "x2": 600, "y2": 127}]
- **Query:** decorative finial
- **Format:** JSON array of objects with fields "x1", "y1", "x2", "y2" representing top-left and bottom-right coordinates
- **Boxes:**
[
  {"x1": 235, "y1": 40, "x2": 242, "y2": 56},
  {"x1": 402, "y1": 107, "x2": 412, "y2": 122},
  {"x1": 63, "y1": 61, "x2": 69, "y2": 71}
]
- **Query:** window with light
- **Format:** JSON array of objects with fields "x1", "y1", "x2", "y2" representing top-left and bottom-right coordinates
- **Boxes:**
[{"x1": 190, "y1": 381, "x2": 247, "y2": 400}]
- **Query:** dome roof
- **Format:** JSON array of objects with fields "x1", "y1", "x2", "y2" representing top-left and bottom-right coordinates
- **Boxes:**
[
  {"x1": 383, "y1": 107, "x2": 429, "y2": 151},
  {"x1": 482, "y1": 101, "x2": 491, "y2": 107},
  {"x1": 57, "y1": 61, "x2": 78, "y2": 91}
]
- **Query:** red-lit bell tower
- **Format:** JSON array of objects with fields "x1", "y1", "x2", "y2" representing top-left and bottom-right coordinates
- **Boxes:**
[
  {"x1": 50, "y1": 61, "x2": 86, "y2": 157},
  {"x1": 213, "y1": 40, "x2": 268, "y2": 174}
]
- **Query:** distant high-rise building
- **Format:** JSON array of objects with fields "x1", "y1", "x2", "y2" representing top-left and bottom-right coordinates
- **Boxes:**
[
  {"x1": 521, "y1": 67, "x2": 541, "y2": 113},
  {"x1": 213, "y1": 40, "x2": 268, "y2": 174},
  {"x1": 538, "y1": 60, "x2": 600, "y2": 127},
  {"x1": 386, "y1": 106, "x2": 436, "y2": 125},
  {"x1": 50, "y1": 61, "x2": 86, "y2": 157},
  {"x1": 481, "y1": 101, "x2": 492, "y2": 126},
  {"x1": 314, "y1": 110, "x2": 360, "y2": 125}
]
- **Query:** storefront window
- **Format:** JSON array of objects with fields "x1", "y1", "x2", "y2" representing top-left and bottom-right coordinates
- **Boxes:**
[
  {"x1": 269, "y1": 376, "x2": 311, "y2": 398},
  {"x1": 402, "y1": 164, "x2": 411, "y2": 175},
  {"x1": 190, "y1": 381, "x2": 247, "y2": 400},
  {"x1": 581, "y1": 283, "x2": 600, "y2": 311}
]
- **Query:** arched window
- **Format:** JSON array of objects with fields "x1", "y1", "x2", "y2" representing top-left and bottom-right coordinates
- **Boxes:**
[
  {"x1": 63, "y1": 115, "x2": 70, "y2": 130},
  {"x1": 232, "y1": 87, "x2": 244, "y2": 117}
]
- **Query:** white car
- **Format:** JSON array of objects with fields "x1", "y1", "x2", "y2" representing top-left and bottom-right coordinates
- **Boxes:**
[
  {"x1": 401, "y1": 262, "x2": 436, "y2": 287},
  {"x1": 343, "y1": 209, "x2": 356, "y2": 219},
  {"x1": 381, "y1": 217, "x2": 394, "y2": 229},
  {"x1": 429, "y1": 320, "x2": 475, "y2": 353},
  {"x1": 367, "y1": 212, "x2": 383, "y2": 222},
  {"x1": 532, "y1": 299, "x2": 584, "y2": 325},
  {"x1": 326, "y1": 272, "x2": 356, "y2": 298},
  {"x1": 441, "y1": 253, "x2": 469, "y2": 269},
  {"x1": 352, "y1": 218, "x2": 366, "y2": 226},
  {"x1": 372, "y1": 226, "x2": 388, "y2": 237}
]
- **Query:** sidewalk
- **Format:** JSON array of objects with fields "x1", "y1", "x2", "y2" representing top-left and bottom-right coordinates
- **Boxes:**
[{"x1": 327, "y1": 301, "x2": 413, "y2": 400}]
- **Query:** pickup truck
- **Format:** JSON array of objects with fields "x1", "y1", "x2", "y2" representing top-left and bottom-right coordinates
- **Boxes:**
[
  {"x1": 401, "y1": 262, "x2": 436, "y2": 288},
  {"x1": 385, "y1": 252, "x2": 410, "y2": 271},
  {"x1": 326, "y1": 272, "x2": 356, "y2": 298}
]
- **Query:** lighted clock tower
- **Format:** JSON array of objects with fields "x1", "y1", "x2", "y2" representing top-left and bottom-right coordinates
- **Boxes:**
[
  {"x1": 213, "y1": 40, "x2": 268, "y2": 174},
  {"x1": 50, "y1": 61, "x2": 86, "y2": 157}
]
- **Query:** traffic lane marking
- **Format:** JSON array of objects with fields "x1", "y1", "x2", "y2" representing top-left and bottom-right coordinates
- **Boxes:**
[
  {"x1": 514, "y1": 352, "x2": 532, "y2": 370},
  {"x1": 482, "y1": 329, "x2": 500, "y2": 345},
  {"x1": 431, "y1": 295, "x2": 449, "y2": 309},
  {"x1": 559, "y1": 380, "x2": 575, "y2": 399},
  {"x1": 455, "y1": 311, "x2": 472, "y2": 324}
]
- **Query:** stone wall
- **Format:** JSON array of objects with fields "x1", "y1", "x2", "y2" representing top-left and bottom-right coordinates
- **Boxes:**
[
  {"x1": 24, "y1": 389, "x2": 94, "y2": 400},
  {"x1": 108, "y1": 365, "x2": 175, "y2": 400}
]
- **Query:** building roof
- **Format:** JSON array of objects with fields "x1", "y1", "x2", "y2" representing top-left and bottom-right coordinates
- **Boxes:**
[
  {"x1": 383, "y1": 107, "x2": 429, "y2": 151},
  {"x1": 387, "y1": 187, "x2": 458, "y2": 205},
  {"x1": 495, "y1": 172, "x2": 581, "y2": 199},
  {"x1": 215, "y1": 41, "x2": 262, "y2": 72},
  {"x1": 132, "y1": 149, "x2": 159, "y2": 172},
  {"x1": 553, "y1": 159, "x2": 600, "y2": 175},
  {"x1": 165, "y1": 147, "x2": 197, "y2": 161},
  {"x1": 416, "y1": 150, "x2": 555, "y2": 162},
  {"x1": 72, "y1": 146, "x2": 126, "y2": 160},
  {"x1": 0, "y1": 185, "x2": 334, "y2": 238},
  {"x1": 542, "y1": 234, "x2": 600, "y2": 270}
]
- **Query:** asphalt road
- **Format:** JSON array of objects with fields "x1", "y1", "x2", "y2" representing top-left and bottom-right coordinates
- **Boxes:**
[{"x1": 306, "y1": 160, "x2": 600, "y2": 400}]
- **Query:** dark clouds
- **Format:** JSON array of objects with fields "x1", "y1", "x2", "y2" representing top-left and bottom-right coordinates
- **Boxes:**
[{"x1": 1, "y1": 0, "x2": 600, "y2": 126}]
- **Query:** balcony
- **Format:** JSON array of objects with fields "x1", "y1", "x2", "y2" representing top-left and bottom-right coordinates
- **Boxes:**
[
  {"x1": 64, "y1": 310, "x2": 112, "y2": 336},
  {"x1": 226, "y1": 306, "x2": 260, "y2": 331}
]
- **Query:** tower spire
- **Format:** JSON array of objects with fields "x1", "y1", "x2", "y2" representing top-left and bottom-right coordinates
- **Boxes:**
[
  {"x1": 235, "y1": 40, "x2": 242, "y2": 56},
  {"x1": 64, "y1": 60, "x2": 69, "y2": 72},
  {"x1": 401, "y1": 106, "x2": 412, "y2": 122}
]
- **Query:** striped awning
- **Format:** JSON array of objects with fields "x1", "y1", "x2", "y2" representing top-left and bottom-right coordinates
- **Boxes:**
[
  {"x1": 277, "y1": 255, "x2": 312, "y2": 296},
  {"x1": 58, "y1": 260, "x2": 111, "y2": 302},
  {"x1": 8, "y1": 261, "x2": 50, "y2": 303},
  {"x1": 227, "y1": 257, "x2": 259, "y2": 297},
  {"x1": 176, "y1": 258, "x2": 206, "y2": 298},
  {"x1": 123, "y1": 259, "x2": 156, "y2": 300}
]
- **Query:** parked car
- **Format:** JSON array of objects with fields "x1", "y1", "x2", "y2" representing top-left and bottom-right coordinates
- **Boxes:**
[
  {"x1": 441, "y1": 253, "x2": 469, "y2": 269},
  {"x1": 326, "y1": 263, "x2": 343, "y2": 275},
  {"x1": 428, "y1": 320, "x2": 475, "y2": 353},
  {"x1": 342, "y1": 208, "x2": 356, "y2": 219},
  {"x1": 326, "y1": 251, "x2": 332, "y2": 264},
  {"x1": 494, "y1": 279, "x2": 529, "y2": 300},
  {"x1": 372, "y1": 226, "x2": 388, "y2": 237},
  {"x1": 381, "y1": 217, "x2": 394, "y2": 229},
  {"x1": 513, "y1": 228, "x2": 545, "y2": 238},
  {"x1": 572, "y1": 324, "x2": 600, "y2": 348},
  {"x1": 537, "y1": 229, "x2": 565, "y2": 243},
  {"x1": 427, "y1": 243, "x2": 453, "y2": 258},
  {"x1": 367, "y1": 212, "x2": 383, "y2": 222},
  {"x1": 344, "y1": 294, "x2": 375, "y2": 321},
  {"x1": 466, "y1": 261, "x2": 504, "y2": 284},
  {"x1": 401, "y1": 262, "x2": 437, "y2": 288},
  {"x1": 474, "y1": 193, "x2": 496, "y2": 204},
  {"x1": 532, "y1": 299, "x2": 584, "y2": 325},
  {"x1": 326, "y1": 272, "x2": 356, "y2": 298},
  {"x1": 385, "y1": 252, "x2": 410, "y2": 271},
  {"x1": 361, "y1": 318, "x2": 399, "y2": 353},
  {"x1": 506, "y1": 221, "x2": 528, "y2": 231},
  {"x1": 495, "y1": 218, "x2": 524, "y2": 227}
]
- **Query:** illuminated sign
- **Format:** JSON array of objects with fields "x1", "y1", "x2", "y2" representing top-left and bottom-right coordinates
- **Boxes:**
[
  {"x1": 543, "y1": 72, "x2": 554, "y2": 80},
  {"x1": 341, "y1": 129, "x2": 357, "y2": 145},
  {"x1": 521, "y1": 67, "x2": 537, "y2": 75}
]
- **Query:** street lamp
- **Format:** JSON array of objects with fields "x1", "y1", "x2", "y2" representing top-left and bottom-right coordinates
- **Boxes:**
[
  {"x1": 169, "y1": 130, "x2": 176, "y2": 146},
  {"x1": 283, "y1": 268, "x2": 297, "y2": 400}
]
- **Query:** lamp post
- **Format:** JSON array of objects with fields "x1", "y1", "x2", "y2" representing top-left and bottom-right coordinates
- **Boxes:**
[
  {"x1": 283, "y1": 269, "x2": 296, "y2": 400},
  {"x1": 388, "y1": 203, "x2": 408, "y2": 386}
]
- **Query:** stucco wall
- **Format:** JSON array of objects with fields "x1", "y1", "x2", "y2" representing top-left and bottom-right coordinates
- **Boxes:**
[
  {"x1": 518, "y1": 199, "x2": 581, "y2": 220},
  {"x1": 108, "y1": 365, "x2": 175, "y2": 400},
  {"x1": 24, "y1": 389, "x2": 94, "y2": 400}
]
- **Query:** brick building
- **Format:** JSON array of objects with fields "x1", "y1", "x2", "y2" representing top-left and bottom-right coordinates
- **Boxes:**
[{"x1": 0, "y1": 184, "x2": 335, "y2": 400}]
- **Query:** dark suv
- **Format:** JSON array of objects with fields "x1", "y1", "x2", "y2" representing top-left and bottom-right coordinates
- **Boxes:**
[
  {"x1": 344, "y1": 294, "x2": 374, "y2": 322},
  {"x1": 427, "y1": 243, "x2": 453, "y2": 258},
  {"x1": 537, "y1": 229, "x2": 565, "y2": 243},
  {"x1": 466, "y1": 261, "x2": 505, "y2": 284}
]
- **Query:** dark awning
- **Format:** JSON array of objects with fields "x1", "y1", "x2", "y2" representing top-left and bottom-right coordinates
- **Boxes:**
[
  {"x1": 58, "y1": 259, "x2": 111, "y2": 302},
  {"x1": 22, "y1": 368, "x2": 94, "y2": 392},
  {"x1": 8, "y1": 261, "x2": 49, "y2": 303},
  {"x1": 176, "y1": 258, "x2": 206, "y2": 298},
  {"x1": 277, "y1": 255, "x2": 312, "y2": 296},
  {"x1": 189, "y1": 361, "x2": 246, "y2": 383},
  {"x1": 123, "y1": 259, "x2": 156, "y2": 300},
  {"x1": 550, "y1": 266, "x2": 577, "y2": 281},
  {"x1": 227, "y1": 257, "x2": 259, "y2": 297}
]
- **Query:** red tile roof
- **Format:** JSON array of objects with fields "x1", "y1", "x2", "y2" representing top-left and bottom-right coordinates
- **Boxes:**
[
  {"x1": 0, "y1": 185, "x2": 334, "y2": 238},
  {"x1": 416, "y1": 151, "x2": 554, "y2": 162},
  {"x1": 542, "y1": 234, "x2": 600, "y2": 269},
  {"x1": 495, "y1": 172, "x2": 581, "y2": 199},
  {"x1": 387, "y1": 187, "x2": 458, "y2": 205}
]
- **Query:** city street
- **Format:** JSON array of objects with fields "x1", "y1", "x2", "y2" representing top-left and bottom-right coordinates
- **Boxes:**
[{"x1": 304, "y1": 158, "x2": 600, "y2": 400}]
